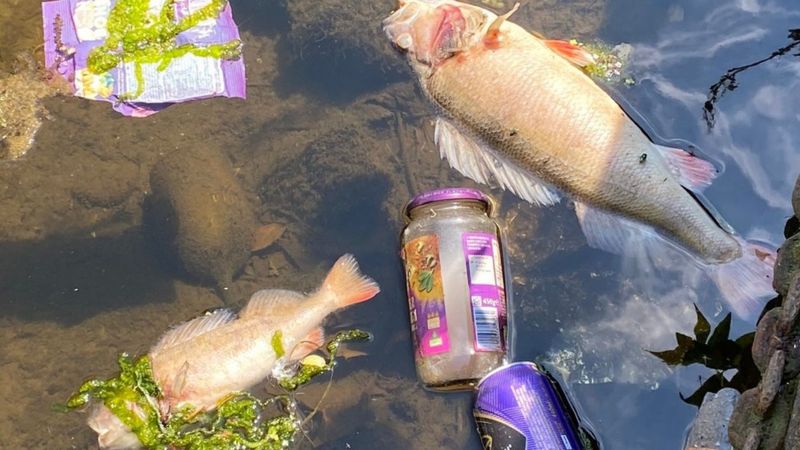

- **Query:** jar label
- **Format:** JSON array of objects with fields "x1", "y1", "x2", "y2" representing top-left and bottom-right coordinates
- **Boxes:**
[
  {"x1": 403, "y1": 234, "x2": 450, "y2": 356},
  {"x1": 462, "y1": 232, "x2": 507, "y2": 352}
]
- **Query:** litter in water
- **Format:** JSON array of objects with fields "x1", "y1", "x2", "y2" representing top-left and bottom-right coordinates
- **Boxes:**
[
  {"x1": 41, "y1": 0, "x2": 245, "y2": 117},
  {"x1": 401, "y1": 187, "x2": 510, "y2": 391}
]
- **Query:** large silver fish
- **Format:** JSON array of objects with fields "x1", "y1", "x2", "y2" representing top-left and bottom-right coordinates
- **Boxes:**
[
  {"x1": 88, "y1": 254, "x2": 380, "y2": 449},
  {"x1": 383, "y1": 0, "x2": 775, "y2": 317}
]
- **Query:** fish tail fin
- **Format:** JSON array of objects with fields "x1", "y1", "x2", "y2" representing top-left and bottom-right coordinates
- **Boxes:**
[
  {"x1": 710, "y1": 238, "x2": 776, "y2": 319},
  {"x1": 322, "y1": 254, "x2": 380, "y2": 308}
]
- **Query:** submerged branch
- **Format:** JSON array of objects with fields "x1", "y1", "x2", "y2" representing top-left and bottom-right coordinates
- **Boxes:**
[{"x1": 704, "y1": 28, "x2": 800, "y2": 130}]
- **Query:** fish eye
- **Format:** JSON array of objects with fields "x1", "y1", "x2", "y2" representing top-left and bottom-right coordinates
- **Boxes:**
[{"x1": 397, "y1": 33, "x2": 413, "y2": 49}]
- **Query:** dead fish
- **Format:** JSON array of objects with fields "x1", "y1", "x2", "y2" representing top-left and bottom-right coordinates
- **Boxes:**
[
  {"x1": 383, "y1": 0, "x2": 775, "y2": 318},
  {"x1": 88, "y1": 254, "x2": 380, "y2": 449}
]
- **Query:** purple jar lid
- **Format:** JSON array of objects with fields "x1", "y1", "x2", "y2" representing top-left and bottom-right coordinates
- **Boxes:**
[{"x1": 404, "y1": 187, "x2": 492, "y2": 217}]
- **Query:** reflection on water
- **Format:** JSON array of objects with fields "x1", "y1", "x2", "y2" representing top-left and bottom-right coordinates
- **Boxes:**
[{"x1": 0, "y1": 0, "x2": 798, "y2": 449}]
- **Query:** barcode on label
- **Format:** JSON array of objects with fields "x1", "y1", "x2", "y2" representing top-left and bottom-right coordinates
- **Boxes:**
[{"x1": 472, "y1": 301, "x2": 501, "y2": 351}]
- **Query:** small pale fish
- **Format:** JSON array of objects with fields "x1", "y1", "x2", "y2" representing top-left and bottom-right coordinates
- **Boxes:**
[
  {"x1": 88, "y1": 254, "x2": 380, "y2": 449},
  {"x1": 383, "y1": 0, "x2": 776, "y2": 318}
]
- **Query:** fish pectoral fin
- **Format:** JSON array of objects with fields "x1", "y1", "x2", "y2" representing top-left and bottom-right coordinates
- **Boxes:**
[
  {"x1": 574, "y1": 201, "x2": 660, "y2": 255},
  {"x1": 171, "y1": 361, "x2": 190, "y2": 397},
  {"x1": 240, "y1": 289, "x2": 306, "y2": 319},
  {"x1": 151, "y1": 308, "x2": 236, "y2": 353},
  {"x1": 543, "y1": 39, "x2": 596, "y2": 68},
  {"x1": 434, "y1": 117, "x2": 561, "y2": 206},
  {"x1": 484, "y1": 2, "x2": 520, "y2": 46},
  {"x1": 289, "y1": 326, "x2": 325, "y2": 361},
  {"x1": 654, "y1": 144, "x2": 718, "y2": 192}
]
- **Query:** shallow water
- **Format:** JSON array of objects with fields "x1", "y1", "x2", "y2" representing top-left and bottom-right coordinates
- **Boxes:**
[{"x1": 0, "y1": 0, "x2": 798, "y2": 449}]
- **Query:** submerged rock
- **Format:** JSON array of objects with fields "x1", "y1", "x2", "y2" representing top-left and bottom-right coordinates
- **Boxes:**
[
  {"x1": 729, "y1": 378, "x2": 798, "y2": 450},
  {"x1": 145, "y1": 148, "x2": 255, "y2": 292}
]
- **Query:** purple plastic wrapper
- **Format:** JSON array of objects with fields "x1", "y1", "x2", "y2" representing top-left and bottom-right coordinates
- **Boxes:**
[
  {"x1": 41, "y1": 0, "x2": 246, "y2": 117},
  {"x1": 474, "y1": 362, "x2": 582, "y2": 450}
]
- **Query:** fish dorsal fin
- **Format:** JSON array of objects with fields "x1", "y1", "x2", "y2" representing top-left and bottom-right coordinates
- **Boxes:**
[
  {"x1": 240, "y1": 289, "x2": 305, "y2": 319},
  {"x1": 434, "y1": 117, "x2": 561, "y2": 206},
  {"x1": 289, "y1": 326, "x2": 325, "y2": 361},
  {"x1": 654, "y1": 144, "x2": 718, "y2": 192},
  {"x1": 543, "y1": 39, "x2": 596, "y2": 68},
  {"x1": 151, "y1": 309, "x2": 236, "y2": 353},
  {"x1": 484, "y1": 2, "x2": 520, "y2": 46}
]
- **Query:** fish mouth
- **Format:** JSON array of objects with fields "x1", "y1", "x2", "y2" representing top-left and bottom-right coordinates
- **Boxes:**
[
  {"x1": 383, "y1": 0, "x2": 430, "y2": 52},
  {"x1": 384, "y1": 0, "x2": 486, "y2": 65}
]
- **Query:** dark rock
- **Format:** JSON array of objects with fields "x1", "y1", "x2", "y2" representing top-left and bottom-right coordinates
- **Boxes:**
[
  {"x1": 729, "y1": 388, "x2": 760, "y2": 448},
  {"x1": 792, "y1": 175, "x2": 800, "y2": 219},
  {"x1": 774, "y1": 234, "x2": 800, "y2": 297},
  {"x1": 753, "y1": 309, "x2": 781, "y2": 373},
  {"x1": 145, "y1": 148, "x2": 255, "y2": 291},
  {"x1": 729, "y1": 379, "x2": 798, "y2": 450}
]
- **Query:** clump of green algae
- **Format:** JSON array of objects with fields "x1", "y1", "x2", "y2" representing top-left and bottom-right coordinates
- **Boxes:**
[
  {"x1": 572, "y1": 39, "x2": 636, "y2": 86},
  {"x1": 86, "y1": 0, "x2": 242, "y2": 101},
  {"x1": 67, "y1": 330, "x2": 370, "y2": 449}
]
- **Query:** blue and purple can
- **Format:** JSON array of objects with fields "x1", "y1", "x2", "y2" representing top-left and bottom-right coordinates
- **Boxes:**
[{"x1": 474, "y1": 362, "x2": 588, "y2": 450}]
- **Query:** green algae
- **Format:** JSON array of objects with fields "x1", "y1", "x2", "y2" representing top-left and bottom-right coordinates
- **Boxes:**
[
  {"x1": 271, "y1": 330, "x2": 286, "y2": 359},
  {"x1": 571, "y1": 39, "x2": 636, "y2": 86},
  {"x1": 278, "y1": 329, "x2": 371, "y2": 391},
  {"x1": 161, "y1": 394, "x2": 298, "y2": 450},
  {"x1": 66, "y1": 329, "x2": 371, "y2": 449},
  {"x1": 86, "y1": 0, "x2": 242, "y2": 101},
  {"x1": 67, "y1": 354, "x2": 167, "y2": 448}
]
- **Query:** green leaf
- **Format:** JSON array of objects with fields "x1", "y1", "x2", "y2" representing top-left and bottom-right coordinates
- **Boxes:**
[
  {"x1": 676, "y1": 332, "x2": 695, "y2": 348},
  {"x1": 707, "y1": 313, "x2": 732, "y2": 348},
  {"x1": 648, "y1": 347, "x2": 686, "y2": 366},
  {"x1": 648, "y1": 333, "x2": 696, "y2": 366},
  {"x1": 735, "y1": 332, "x2": 755, "y2": 351},
  {"x1": 693, "y1": 304, "x2": 711, "y2": 343}
]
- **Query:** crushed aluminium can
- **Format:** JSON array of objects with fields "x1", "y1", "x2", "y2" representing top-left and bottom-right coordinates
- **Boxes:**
[{"x1": 474, "y1": 362, "x2": 597, "y2": 450}]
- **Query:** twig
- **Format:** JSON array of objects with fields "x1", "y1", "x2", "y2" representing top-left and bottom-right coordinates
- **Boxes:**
[{"x1": 704, "y1": 28, "x2": 800, "y2": 130}]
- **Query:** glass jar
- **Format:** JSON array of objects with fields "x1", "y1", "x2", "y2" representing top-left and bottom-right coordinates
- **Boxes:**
[{"x1": 400, "y1": 187, "x2": 510, "y2": 391}]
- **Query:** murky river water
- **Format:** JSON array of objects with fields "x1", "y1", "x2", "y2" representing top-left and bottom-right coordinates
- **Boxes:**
[{"x1": 1, "y1": 0, "x2": 798, "y2": 448}]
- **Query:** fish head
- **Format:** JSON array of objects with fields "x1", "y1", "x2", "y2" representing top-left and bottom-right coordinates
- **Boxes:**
[
  {"x1": 87, "y1": 404, "x2": 143, "y2": 449},
  {"x1": 383, "y1": 0, "x2": 491, "y2": 73}
]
